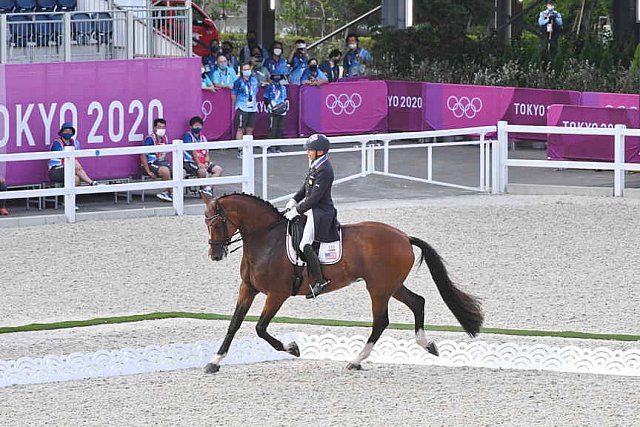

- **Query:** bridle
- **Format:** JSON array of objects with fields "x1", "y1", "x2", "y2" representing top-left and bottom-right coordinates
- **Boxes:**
[{"x1": 205, "y1": 201, "x2": 243, "y2": 255}]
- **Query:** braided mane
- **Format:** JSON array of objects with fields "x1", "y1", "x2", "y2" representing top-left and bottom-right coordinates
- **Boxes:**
[{"x1": 217, "y1": 193, "x2": 284, "y2": 218}]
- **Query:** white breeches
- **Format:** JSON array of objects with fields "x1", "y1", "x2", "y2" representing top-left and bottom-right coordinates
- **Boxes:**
[{"x1": 299, "y1": 209, "x2": 315, "y2": 251}]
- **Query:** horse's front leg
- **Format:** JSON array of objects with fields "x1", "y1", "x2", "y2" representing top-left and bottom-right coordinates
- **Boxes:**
[
  {"x1": 204, "y1": 281, "x2": 258, "y2": 374},
  {"x1": 256, "y1": 292, "x2": 300, "y2": 357}
]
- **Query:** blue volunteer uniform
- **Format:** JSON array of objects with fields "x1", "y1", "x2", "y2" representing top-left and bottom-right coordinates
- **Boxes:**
[
  {"x1": 263, "y1": 56, "x2": 289, "y2": 78},
  {"x1": 143, "y1": 134, "x2": 168, "y2": 164},
  {"x1": 263, "y1": 81, "x2": 288, "y2": 113},
  {"x1": 49, "y1": 138, "x2": 80, "y2": 169},
  {"x1": 212, "y1": 66, "x2": 237, "y2": 87},
  {"x1": 343, "y1": 47, "x2": 372, "y2": 77},
  {"x1": 232, "y1": 75, "x2": 259, "y2": 112},
  {"x1": 300, "y1": 67, "x2": 328, "y2": 83}
]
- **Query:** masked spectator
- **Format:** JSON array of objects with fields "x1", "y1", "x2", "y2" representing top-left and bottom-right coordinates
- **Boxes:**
[
  {"x1": 263, "y1": 66, "x2": 289, "y2": 153},
  {"x1": 263, "y1": 41, "x2": 289, "y2": 80},
  {"x1": 183, "y1": 116, "x2": 223, "y2": 197},
  {"x1": 232, "y1": 63, "x2": 259, "y2": 159},
  {"x1": 212, "y1": 54, "x2": 237, "y2": 89},
  {"x1": 289, "y1": 39, "x2": 308, "y2": 85},
  {"x1": 221, "y1": 40, "x2": 240, "y2": 73},
  {"x1": 202, "y1": 39, "x2": 220, "y2": 78},
  {"x1": 538, "y1": 0, "x2": 563, "y2": 54},
  {"x1": 250, "y1": 49, "x2": 269, "y2": 86},
  {"x1": 48, "y1": 122, "x2": 98, "y2": 187},
  {"x1": 320, "y1": 49, "x2": 342, "y2": 83},
  {"x1": 301, "y1": 58, "x2": 329, "y2": 86},
  {"x1": 240, "y1": 30, "x2": 267, "y2": 64},
  {"x1": 343, "y1": 34, "x2": 372, "y2": 77},
  {"x1": 140, "y1": 118, "x2": 173, "y2": 202}
]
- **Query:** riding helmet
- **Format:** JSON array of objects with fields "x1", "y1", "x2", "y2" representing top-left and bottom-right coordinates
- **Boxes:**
[{"x1": 304, "y1": 133, "x2": 331, "y2": 152}]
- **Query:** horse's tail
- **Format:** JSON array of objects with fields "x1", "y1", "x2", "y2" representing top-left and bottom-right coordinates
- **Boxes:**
[{"x1": 410, "y1": 236, "x2": 484, "y2": 337}]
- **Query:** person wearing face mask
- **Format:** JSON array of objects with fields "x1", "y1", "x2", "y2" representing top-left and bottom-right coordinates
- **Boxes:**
[
  {"x1": 300, "y1": 58, "x2": 329, "y2": 86},
  {"x1": 263, "y1": 41, "x2": 289, "y2": 80},
  {"x1": 202, "y1": 40, "x2": 220, "y2": 80},
  {"x1": 232, "y1": 63, "x2": 260, "y2": 159},
  {"x1": 538, "y1": 0, "x2": 563, "y2": 54},
  {"x1": 212, "y1": 54, "x2": 237, "y2": 89},
  {"x1": 343, "y1": 33, "x2": 372, "y2": 78},
  {"x1": 250, "y1": 50, "x2": 269, "y2": 86},
  {"x1": 221, "y1": 41, "x2": 240, "y2": 73},
  {"x1": 263, "y1": 66, "x2": 290, "y2": 153},
  {"x1": 240, "y1": 30, "x2": 267, "y2": 64},
  {"x1": 182, "y1": 116, "x2": 223, "y2": 197},
  {"x1": 141, "y1": 118, "x2": 173, "y2": 202},
  {"x1": 320, "y1": 49, "x2": 342, "y2": 83},
  {"x1": 48, "y1": 122, "x2": 99, "y2": 188},
  {"x1": 288, "y1": 39, "x2": 309, "y2": 85}
]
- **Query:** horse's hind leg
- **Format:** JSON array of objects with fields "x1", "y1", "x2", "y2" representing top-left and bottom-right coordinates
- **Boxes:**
[
  {"x1": 393, "y1": 285, "x2": 438, "y2": 356},
  {"x1": 256, "y1": 293, "x2": 300, "y2": 357},
  {"x1": 347, "y1": 293, "x2": 390, "y2": 370},
  {"x1": 204, "y1": 281, "x2": 258, "y2": 374}
]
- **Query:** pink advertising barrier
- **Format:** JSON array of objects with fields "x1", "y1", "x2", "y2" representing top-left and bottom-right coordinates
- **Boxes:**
[
  {"x1": 547, "y1": 105, "x2": 640, "y2": 163},
  {"x1": 580, "y1": 91, "x2": 640, "y2": 110},
  {"x1": 246, "y1": 85, "x2": 301, "y2": 139},
  {"x1": 201, "y1": 89, "x2": 233, "y2": 141},
  {"x1": 386, "y1": 80, "x2": 427, "y2": 132},
  {"x1": 298, "y1": 81, "x2": 388, "y2": 136},
  {"x1": 0, "y1": 58, "x2": 202, "y2": 186}
]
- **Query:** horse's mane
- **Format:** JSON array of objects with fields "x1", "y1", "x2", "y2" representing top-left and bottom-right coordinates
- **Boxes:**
[{"x1": 218, "y1": 192, "x2": 284, "y2": 219}]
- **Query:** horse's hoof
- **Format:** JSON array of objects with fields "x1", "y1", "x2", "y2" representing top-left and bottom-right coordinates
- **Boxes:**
[
  {"x1": 286, "y1": 342, "x2": 300, "y2": 357},
  {"x1": 346, "y1": 363, "x2": 362, "y2": 371},
  {"x1": 427, "y1": 342, "x2": 439, "y2": 357},
  {"x1": 204, "y1": 363, "x2": 220, "y2": 374}
]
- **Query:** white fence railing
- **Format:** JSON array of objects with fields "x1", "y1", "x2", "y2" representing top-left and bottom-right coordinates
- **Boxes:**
[
  {"x1": 1, "y1": 123, "x2": 639, "y2": 223},
  {"x1": 495, "y1": 121, "x2": 640, "y2": 197}
]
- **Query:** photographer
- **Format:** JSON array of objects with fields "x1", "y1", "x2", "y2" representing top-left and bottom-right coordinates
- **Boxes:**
[{"x1": 538, "y1": 0, "x2": 563, "y2": 54}]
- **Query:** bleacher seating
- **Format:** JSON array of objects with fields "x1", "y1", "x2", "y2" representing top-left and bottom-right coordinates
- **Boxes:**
[
  {"x1": 36, "y1": 0, "x2": 55, "y2": 12},
  {"x1": 92, "y1": 12, "x2": 112, "y2": 44},
  {"x1": 70, "y1": 12, "x2": 91, "y2": 44},
  {"x1": 0, "y1": 0, "x2": 15, "y2": 13},
  {"x1": 55, "y1": 0, "x2": 75, "y2": 11},
  {"x1": 14, "y1": 0, "x2": 35, "y2": 12},
  {"x1": 7, "y1": 14, "x2": 32, "y2": 47},
  {"x1": 34, "y1": 13, "x2": 58, "y2": 46}
]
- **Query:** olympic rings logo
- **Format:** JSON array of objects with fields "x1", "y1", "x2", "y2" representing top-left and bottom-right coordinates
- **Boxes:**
[
  {"x1": 325, "y1": 93, "x2": 362, "y2": 116},
  {"x1": 446, "y1": 96, "x2": 483, "y2": 119},
  {"x1": 201, "y1": 100, "x2": 213, "y2": 121}
]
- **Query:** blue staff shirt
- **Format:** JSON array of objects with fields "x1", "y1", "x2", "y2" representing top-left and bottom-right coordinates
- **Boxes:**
[
  {"x1": 48, "y1": 138, "x2": 80, "y2": 169},
  {"x1": 343, "y1": 47, "x2": 372, "y2": 77},
  {"x1": 212, "y1": 67, "x2": 237, "y2": 87},
  {"x1": 142, "y1": 134, "x2": 169, "y2": 164},
  {"x1": 300, "y1": 68, "x2": 328, "y2": 83},
  {"x1": 232, "y1": 76, "x2": 259, "y2": 112},
  {"x1": 263, "y1": 82, "x2": 288, "y2": 115}
]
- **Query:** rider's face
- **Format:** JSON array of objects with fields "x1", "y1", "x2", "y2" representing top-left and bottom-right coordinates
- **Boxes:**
[{"x1": 307, "y1": 149, "x2": 325, "y2": 161}]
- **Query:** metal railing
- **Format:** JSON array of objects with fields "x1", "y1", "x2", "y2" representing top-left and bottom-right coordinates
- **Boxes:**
[
  {"x1": 0, "y1": 6, "x2": 190, "y2": 64},
  {"x1": 494, "y1": 121, "x2": 640, "y2": 197}
]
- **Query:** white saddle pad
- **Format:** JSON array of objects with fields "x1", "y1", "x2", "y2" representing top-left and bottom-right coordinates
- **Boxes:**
[{"x1": 286, "y1": 230, "x2": 342, "y2": 266}]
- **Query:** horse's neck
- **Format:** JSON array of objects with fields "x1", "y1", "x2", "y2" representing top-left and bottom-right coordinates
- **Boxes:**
[{"x1": 233, "y1": 201, "x2": 281, "y2": 235}]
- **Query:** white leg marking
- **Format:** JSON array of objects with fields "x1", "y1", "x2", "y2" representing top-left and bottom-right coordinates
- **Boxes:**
[
  {"x1": 416, "y1": 329, "x2": 430, "y2": 348},
  {"x1": 350, "y1": 342, "x2": 374, "y2": 365},
  {"x1": 209, "y1": 353, "x2": 226, "y2": 365}
]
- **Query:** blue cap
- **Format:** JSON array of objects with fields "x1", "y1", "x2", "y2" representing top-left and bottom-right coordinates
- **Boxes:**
[{"x1": 58, "y1": 122, "x2": 76, "y2": 136}]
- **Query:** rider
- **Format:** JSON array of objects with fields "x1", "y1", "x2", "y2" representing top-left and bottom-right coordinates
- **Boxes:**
[{"x1": 284, "y1": 134, "x2": 340, "y2": 298}]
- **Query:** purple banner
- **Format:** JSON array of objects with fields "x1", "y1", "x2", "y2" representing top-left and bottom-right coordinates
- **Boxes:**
[
  {"x1": 201, "y1": 89, "x2": 233, "y2": 141},
  {"x1": 547, "y1": 105, "x2": 640, "y2": 163},
  {"x1": 249, "y1": 84, "x2": 300, "y2": 138},
  {"x1": 386, "y1": 80, "x2": 426, "y2": 132},
  {"x1": 580, "y1": 92, "x2": 640, "y2": 111},
  {"x1": 299, "y1": 81, "x2": 388, "y2": 136},
  {"x1": 1, "y1": 58, "x2": 202, "y2": 186},
  {"x1": 424, "y1": 83, "x2": 507, "y2": 130}
]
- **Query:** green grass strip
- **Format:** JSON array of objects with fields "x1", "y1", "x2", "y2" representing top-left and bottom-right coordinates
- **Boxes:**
[{"x1": 0, "y1": 311, "x2": 638, "y2": 342}]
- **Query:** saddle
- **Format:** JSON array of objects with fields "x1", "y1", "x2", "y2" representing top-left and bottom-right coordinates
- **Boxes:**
[{"x1": 286, "y1": 216, "x2": 342, "y2": 266}]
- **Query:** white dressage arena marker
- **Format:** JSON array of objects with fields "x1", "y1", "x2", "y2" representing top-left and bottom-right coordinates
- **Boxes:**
[{"x1": 1, "y1": 333, "x2": 638, "y2": 387}]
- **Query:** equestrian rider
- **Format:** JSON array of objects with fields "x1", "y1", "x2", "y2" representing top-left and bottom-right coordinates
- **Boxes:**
[{"x1": 284, "y1": 134, "x2": 340, "y2": 298}]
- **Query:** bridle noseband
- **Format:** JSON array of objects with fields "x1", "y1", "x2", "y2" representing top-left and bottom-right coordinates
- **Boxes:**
[{"x1": 205, "y1": 201, "x2": 242, "y2": 254}]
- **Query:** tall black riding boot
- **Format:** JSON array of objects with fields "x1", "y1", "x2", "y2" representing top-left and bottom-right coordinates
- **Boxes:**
[{"x1": 303, "y1": 244, "x2": 330, "y2": 299}]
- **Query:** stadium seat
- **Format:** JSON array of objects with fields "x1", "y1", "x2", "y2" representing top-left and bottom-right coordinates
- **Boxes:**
[
  {"x1": 0, "y1": 0, "x2": 15, "y2": 13},
  {"x1": 71, "y1": 12, "x2": 92, "y2": 44},
  {"x1": 14, "y1": 0, "x2": 35, "y2": 12},
  {"x1": 34, "y1": 13, "x2": 56, "y2": 46},
  {"x1": 7, "y1": 14, "x2": 32, "y2": 47},
  {"x1": 55, "y1": 0, "x2": 75, "y2": 11},
  {"x1": 92, "y1": 12, "x2": 112, "y2": 44},
  {"x1": 36, "y1": 0, "x2": 55, "y2": 11}
]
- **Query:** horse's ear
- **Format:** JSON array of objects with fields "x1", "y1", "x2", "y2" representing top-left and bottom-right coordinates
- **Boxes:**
[{"x1": 200, "y1": 190, "x2": 212, "y2": 204}]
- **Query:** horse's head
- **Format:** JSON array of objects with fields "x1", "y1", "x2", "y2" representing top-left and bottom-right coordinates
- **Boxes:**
[{"x1": 202, "y1": 192, "x2": 239, "y2": 261}]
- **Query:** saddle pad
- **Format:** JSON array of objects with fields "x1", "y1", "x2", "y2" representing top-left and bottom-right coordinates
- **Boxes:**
[{"x1": 286, "y1": 230, "x2": 342, "y2": 266}]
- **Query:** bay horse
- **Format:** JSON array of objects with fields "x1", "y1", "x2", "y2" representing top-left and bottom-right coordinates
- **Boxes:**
[{"x1": 202, "y1": 193, "x2": 483, "y2": 373}]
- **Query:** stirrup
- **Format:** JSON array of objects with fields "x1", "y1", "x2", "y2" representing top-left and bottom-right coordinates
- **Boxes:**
[{"x1": 306, "y1": 280, "x2": 330, "y2": 299}]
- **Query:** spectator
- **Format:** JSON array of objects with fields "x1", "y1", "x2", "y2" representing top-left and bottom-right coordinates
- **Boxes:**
[
  {"x1": 221, "y1": 40, "x2": 240, "y2": 73},
  {"x1": 300, "y1": 58, "x2": 329, "y2": 86},
  {"x1": 201, "y1": 65, "x2": 216, "y2": 92},
  {"x1": 232, "y1": 63, "x2": 259, "y2": 159},
  {"x1": 202, "y1": 40, "x2": 220, "y2": 78},
  {"x1": 240, "y1": 30, "x2": 267, "y2": 64},
  {"x1": 212, "y1": 54, "x2": 237, "y2": 89},
  {"x1": 263, "y1": 41, "x2": 289, "y2": 79},
  {"x1": 538, "y1": 0, "x2": 563, "y2": 54},
  {"x1": 183, "y1": 116, "x2": 223, "y2": 197},
  {"x1": 140, "y1": 118, "x2": 173, "y2": 202},
  {"x1": 263, "y1": 66, "x2": 289, "y2": 153},
  {"x1": 288, "y1": 39, "x2": 308, "y2": 85},
  {"x1": 343, "y1": 34, "x2": 372, "y2": 77},
  {"x1": 250, "y1": 50, "x2": 269, "y2": 86},
  {"x1": 48, "y1": 122, "x2": 99, "y2": 187},
  {"x1": 320, "y1": 49, "x2": 342, "y2": 83},
  {"x1": 0, "y1": 178, "x2": 8, "y2": 215}
]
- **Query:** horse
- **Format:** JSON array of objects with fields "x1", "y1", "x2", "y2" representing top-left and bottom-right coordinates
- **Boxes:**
[{"x1": 202, "y1": 193, "x2": 483, "y2": 373}]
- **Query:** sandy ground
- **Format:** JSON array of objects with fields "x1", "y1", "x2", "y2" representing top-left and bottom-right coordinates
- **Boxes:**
[{"x1": 1, "y1": 195, "x2": 639, "y2": 426}]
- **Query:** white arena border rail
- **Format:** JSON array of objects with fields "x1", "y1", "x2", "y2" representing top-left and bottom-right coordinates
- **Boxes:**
[
  {"x1": 494, "y1": 121, "x2": 640, "y2": 197},
  {"x1": 1, "y1": 333, "x2": 639, "y2": 387}
]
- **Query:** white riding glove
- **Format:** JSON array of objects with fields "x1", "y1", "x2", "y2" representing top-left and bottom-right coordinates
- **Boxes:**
[
  {"x1": 285, "y1": 198, "x2": 298, "y2": 210},
  {"x1": 284, "y1": 207, "x2": 299, "y2": 221}
]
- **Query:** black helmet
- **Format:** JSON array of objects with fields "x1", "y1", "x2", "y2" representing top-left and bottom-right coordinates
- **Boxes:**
[{"x1": 304, "y1": 134, "x2": 330, "y2": 152}]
